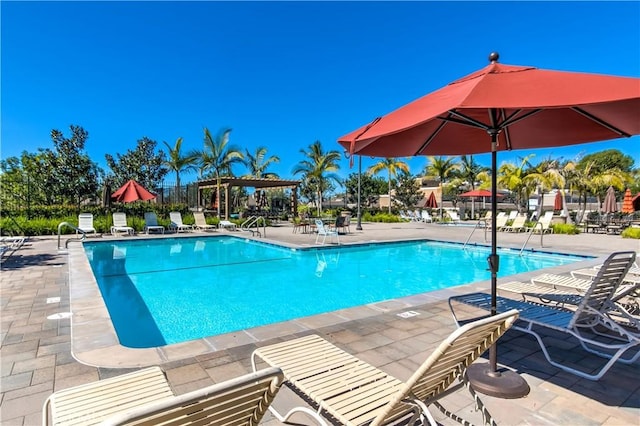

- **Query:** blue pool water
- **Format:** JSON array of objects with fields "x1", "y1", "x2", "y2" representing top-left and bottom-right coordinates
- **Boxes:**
[{"x1": 84, "y1": 237, "x2": 587, "y2": 348}]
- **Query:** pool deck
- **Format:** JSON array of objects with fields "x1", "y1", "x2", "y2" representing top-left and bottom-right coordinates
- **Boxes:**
[{"x1": 2, "y1": 221, "x2": 639, "y2": 425}]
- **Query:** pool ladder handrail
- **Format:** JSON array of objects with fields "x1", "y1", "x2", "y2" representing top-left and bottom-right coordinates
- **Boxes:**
[
  {"x1": 462, "y1": 218, "x2": 489, "y2": 248},
  {"x1": 520, "y1": 221, "x2": 545, "y2": 255},
  {"x1": 240, "y1": 215, "x2": 266, "y2": 237},
  {"x1": 57, "y1": 222, "x2": 86, "y2": 250}
]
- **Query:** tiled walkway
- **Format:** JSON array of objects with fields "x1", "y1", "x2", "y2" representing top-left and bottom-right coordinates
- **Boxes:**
[{"x1": 1, "y1": 221, "x2": 639, "y2": 425}]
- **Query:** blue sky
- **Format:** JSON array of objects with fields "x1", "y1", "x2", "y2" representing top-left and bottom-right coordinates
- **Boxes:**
[{"x1": 2, "y1": 1, "x2": 639, "y2": 186}]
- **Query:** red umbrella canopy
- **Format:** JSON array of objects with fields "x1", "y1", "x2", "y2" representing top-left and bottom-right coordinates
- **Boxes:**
[
  {"x1": 554, "y1": 191, "x2": 564, "y2": 211},
  {"x1": 426, "y1": 191, "x2": 438, "y2": 208},
  {"x1": 339, "y1": 54, "x2": 639, "y2": 156},
  {"x1": 111, "y1": 180, "x2": 156, "y2": 203},
  {"x1": 621, "y1": 188, "x2": 634, "y2": 213},
  {"x1": 460, "y1": 189, "x2": 502, "y2": 198}
]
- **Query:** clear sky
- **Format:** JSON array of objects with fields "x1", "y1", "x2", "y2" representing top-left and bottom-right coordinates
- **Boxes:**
[{"x1": 2, "y1": 1, "x2": 639, "y2": 186}]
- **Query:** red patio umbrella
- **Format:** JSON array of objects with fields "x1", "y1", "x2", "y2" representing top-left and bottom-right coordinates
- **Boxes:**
[
  {"x1": 338, "y1": 53, "x2": 640, "y2": 398},
  {"x1": 460, "y1": 189, "x2": 503, "y2": 219},
  {"x1": 425, "y1": 191, "x2": 438, "y2": 209},
  {"x1": 554, "y1": 191, "x2": 564, "y2": 211},
  {"x1": 621, "y1": 188, "x2": 634, "y2": 213},
  {"x1": 111, "y1": 180, "x2": 156, "y2": 203}
]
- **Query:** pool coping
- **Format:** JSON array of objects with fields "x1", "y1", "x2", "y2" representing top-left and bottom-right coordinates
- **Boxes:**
[{"x1": 68, "y1": 233, "x2": 602, "y2": 368}]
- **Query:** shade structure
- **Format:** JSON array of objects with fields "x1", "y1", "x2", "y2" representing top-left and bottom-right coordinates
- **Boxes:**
[
  {"x1": 554, "y1": 191, "x2": 564, "y2": 211},
  {"x1": 338, "y1": 53, "x2": 640, "y2": 398},
  {"x1": 425, "y1": 191, "x2": 438, "y2": 208},
  {"x1": 621, "y1": 188, "x2": 634, "y2": 213},
  {"x1": 459, "y1": 189, "x2": 500, "y2": 198},
  {"x1": 602, "y1": 186, "x2": 618, "y2": 214},
  {"x1": 111, "y1": 180, "x2": 156, "y2": 203}
]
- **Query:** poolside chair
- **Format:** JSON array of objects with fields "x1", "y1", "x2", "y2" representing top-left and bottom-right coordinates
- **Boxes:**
[
  {"x1": 110, "y1": 212, "x2": 135, "y2": 236},
  {"x1": 314, "y1": 219, "x2": 339, "y2": 244},
  {"x1": 507, "y1": 210, "x2": 518, "y2": 221},
  {"x1": 447, "y1": 210, "x2": 461, "y2": 223},
  {"x1": 43, "y1": 365, "x2": 284, "y2": 426},
  {"x1": 77, "y1": 213, "x2": 97, "y2": 236},
  {"x1": 0, "y1": 236, "x2": 26, "y2": 261},
  {"x1": 501, "y1": 214, "x2": 528, "y2": 232},
  {"x1": 143, "y1": 212, "x2": 165, "y2": 234},
  {"x1": 251, "y1": 310, "x2": 519, "y2": 426},
  {"x1": 527, "y1": 210, "x2": 554, "y2": 233},
  {"x1": 219, "y1": 219, "x2": 237, "y2": 231},
  {"x1": 421, "y1": 209, "x2": 433, "y2": 223},
  {"x1": 193, "y1": 211, "x2": 217, "y2": 232},
  {"x1": 488, "y1": 212, "x2": 508, "y2": 230},
  {"x1": 450, "y1": 251, "x2": 639, "y2": 380},
  {"x1": 169, "y1": 211, "x2": 193, "y2": 233}
]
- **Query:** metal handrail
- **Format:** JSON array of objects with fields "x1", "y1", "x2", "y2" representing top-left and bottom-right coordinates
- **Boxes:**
[
  {"x1": 57, "y1": 222, "x2": 86, "y2": 250},
  {"x1": 240, "y1": 216, "x2": 266, "y2": 237},
  {"x1": 520, "y1": 222, "x2": 544, "y2": 255},
  {"x1": 463, "y1": 219, "x2": 489, "y2": 249}
]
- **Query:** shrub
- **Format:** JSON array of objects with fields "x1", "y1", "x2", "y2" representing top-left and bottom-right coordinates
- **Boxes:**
[
  {"x1": 362, "y1": 212, "x2": 402, "y2": 223},
  {"x1": 551, "y1": 223, "x2": 580, "y2": 235},
  {"x1": 621, "y1": 227, "x2": 640, "y2": 239}
]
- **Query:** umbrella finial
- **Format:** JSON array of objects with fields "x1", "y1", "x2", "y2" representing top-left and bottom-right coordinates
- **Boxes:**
[{"x1": 488, "y1": 52, "x2": 499, "y2": 63}]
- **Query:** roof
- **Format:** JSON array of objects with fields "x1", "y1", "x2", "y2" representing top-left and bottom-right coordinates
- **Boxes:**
[{"x1": 197, "y1": 177, "x2": 300, "y2": 190}]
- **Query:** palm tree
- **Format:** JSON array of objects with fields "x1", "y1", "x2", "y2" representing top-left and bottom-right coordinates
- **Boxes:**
[
  {"x1": 163, "y1": 137, "x2": 199, "y2": 202},
  {"x1": 524, "y1": 157, "x2": 566, "y2": 218},
  {"x1": 292, "y1": 141, "x2": 341, "y2": 216},
  {"x1": 497, "y1": 154, "x2": 535, "y2": 213},
  {"x1": 244, "y1": 146, "x2": 280, "y2": 178},
  {"x1": 457, "y1": 155, "x2": 487, "y2": 190},
  {"x1": 423, "y1": 156, "x2": 459, "y2": 218},
  {"x1": 200, "y1": 127, "x2": 244, "y2": 218},
  {"x1": 367, "y1": 158, "x2": 410, "y2": 214}
]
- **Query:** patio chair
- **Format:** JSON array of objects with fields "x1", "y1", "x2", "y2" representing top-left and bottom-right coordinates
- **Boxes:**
[
  {"x1": 251, "y1": 310, "x2": 518, "y2": 426},
  {"x1": 447, "y1": 210, "x2": 461, "y2": 223},
  {"x1": 450, "y1": 251, "x2": 639, "y2": 380},
  {"x1": 43, "y1": 366, "x2": 283, "y2": 426},
  {"x1": 421, "y1": 209, "x2": 433, "y2": 223},
  {"x1": 110, "y1": 212, "x2": 135, "y2": 236},
  {"x1": 193, "y1": 211, "x2": 217, "y2": 232},
  {"x1": 219, "y1": 219, "x2": 237, "y2": 231},
  {"x1": 143, "y1": 212, "x2": 165, "y2": 234},
  {"x1": 169, "y1": 211, "x2": 193, "y2": 233},
  {"x1": 500, "y1": 214, "x2": 527, "y2": 232},
  {"x1": 77, "y1": 213, "x2": 97, "y2": 236},
  {"x1": 527, "y1": 210, "x2": 554, "y2": 233},
  {"x1": 314, "y1": 218, "x2": 339, "y2": 244}
]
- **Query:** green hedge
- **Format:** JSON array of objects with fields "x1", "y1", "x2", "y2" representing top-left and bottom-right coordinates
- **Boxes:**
[
  {"x1": 621, "y1": 227, "x2": 640, "y2": 239},
  {"x1": 362, "y1": 212, "x2": 402, "y2": 223},
  {"x1": 551, "y1": 224, "x2": 580, "y2": 235}
]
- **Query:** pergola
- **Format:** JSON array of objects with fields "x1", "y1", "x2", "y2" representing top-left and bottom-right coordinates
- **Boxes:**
[{"x1": 196, "y1": 177, "x2": 300, "y2": 219}]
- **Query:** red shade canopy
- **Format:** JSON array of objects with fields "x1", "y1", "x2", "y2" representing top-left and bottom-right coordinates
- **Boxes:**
[
  {"x1": 111, "y1": 180, "x2": 156, "y2": 203},
  {"x1": 425, "y1": 191, "x2": 438, "y2": 208},
  {"x1": 460, "y1": 189, "x2": 503, "y2": 198},
  {"x1": 339, "y1": 59, "x2": 639, "y2": 157}
]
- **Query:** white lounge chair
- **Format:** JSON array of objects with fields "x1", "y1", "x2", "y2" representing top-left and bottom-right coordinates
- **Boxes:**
[
  {"x1": 251, "y1": 310, "x2": 519, "y2": 426},
  {"x1": 501, "y1": 214, "x2": 528, "y2": 232},
  {"x1": 421, "y1": 209, "x2": 433, "y2": 223},
  {"x1": 451, "y1": 251, "x2": 639, "y2": 380},
  {"x1": 314, "y1": 219, "x2": 339, "y2": 244},
  {"x1": 193, "y1": 211, "x2": 217, "y2": 231},
  {"x1": 528, "y1": 210, "x2": 554, "y2": 233},
  {"x1": 77, "y1": 213, "x2": 97, "y2": 236},
  {"x1": 110, "y1": 213, "x2": 134, "y2": 236},
  {"x1": 143, "y1": 212, "x2": 165, "y2": 234},
  {"x1": 219, "y1": 219, "x2": 237, "y2": 231},
  {"x1": 42, "y1": 366, "x2": 284, "y2": 426},
  {"x1": 169, "y1": 211, "x2": 193, "y2": 233},
  {"x1": 447, "y1": 210, "x2": 461, "y2": 223}
]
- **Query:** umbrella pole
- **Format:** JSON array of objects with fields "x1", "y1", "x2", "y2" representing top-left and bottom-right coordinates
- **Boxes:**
[{"x1": 465, "y1": 131, "x2": 530, "y2": 399}]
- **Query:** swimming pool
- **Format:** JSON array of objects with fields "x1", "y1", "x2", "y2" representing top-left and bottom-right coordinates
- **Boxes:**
[{"x1": 84, "y1": 237, "x2": 586, "y2": 348}]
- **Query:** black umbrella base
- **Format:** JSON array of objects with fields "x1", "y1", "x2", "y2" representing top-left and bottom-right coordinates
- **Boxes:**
[{"x1": 466, "y1": 363, "x2": 530, "y2": 399}]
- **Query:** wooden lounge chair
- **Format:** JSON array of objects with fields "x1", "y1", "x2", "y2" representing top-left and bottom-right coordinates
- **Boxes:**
[
  {"x1": 169, "y1": 211, "x2": 193, "y2": 233},
  {"x1": 251, "y1": 310, "x2": 519, "y2": 426},
  {"x1": 43, "y1": 366, "x2": 283, "y2": 426},
  {"x1": 143, "y1": 212, "x2": 165, "y2": 234},
  {"x1": 450, "y1": 251, "x2": 639, "y2": 380},
  {"x1": 111, "y1": 212, "x2": 135, "y2": 236},
  {"x1": 193, "y1": 211, "x2": 217, "y2": 232}
]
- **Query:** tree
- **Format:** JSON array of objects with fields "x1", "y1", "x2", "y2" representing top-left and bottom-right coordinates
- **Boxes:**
[
  {"x1": 367, "y1": 157, "x2": 410, "y2": 213},
  {"x1": 423, "y1": 156, "x2": 459, "y2": 218},
  {"x1": 523, "y1": 157, "x2": 565, "y2": 218},
  {"x1": 455, "y1": 155, "x2": 488, "y2": 190},
  {"x1": 497, "y1": 155, "x2": 535, "y2": 212},
  {"x1": 292, "y1": 141, "x2": 341, "y2": 215},
  {"x1": 344, "y1": 173, "x2": 387, "y2": 207},
  {"x1": 162, "y1": 137, "x2": 199, "y2": 199},
  {"x1": 244, "y1": 146, "x2": 280, "y2": 178},
  {"x1": 49, "y1": 125, "x2": 101, "y2": 206},
  {"x1": 199, "y1": 127, "x2": 244, "y2": 218},
  {"x1": 578, "y1": 149, "x2": 635, "y2": 175},
  {"x1": 105, "y1": 137, "x2": 168, "y2": 191},
  {"x1": 394, "y1": 170, "x2": 422, "y2": 209}
]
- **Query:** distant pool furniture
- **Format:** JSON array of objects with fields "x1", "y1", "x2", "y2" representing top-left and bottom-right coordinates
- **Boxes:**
[
  {"x1": 447, "y1": 210, "x2": 461, "y2": 223},
  {"x1": 421, "y1": 210, "x2": 433, "y2": 223},
  {"x1": 451, "y1": 251, "x2": 639, "y2": 381},
  {"x1": 193, "y1": 211, "x2": 217, "y2": 232},
  {"x1": 110, "y1": 213, "x2": 134, "y2": 236},
  {"x1": 219, "y1": 220, "x2": 237, "y2": 231},
  {"x1": 315, "y1": 219, "x2": 339, "y2": 244},
  {"x1": 169, "y1": 211, "x2": 193, "y2": 233},
  {"x1": 77, "y1": 213, "x2": 97, "y2": 236},
  {"x1": 528, "y1": 210, "x2": 554, "y2": 233},
  {"x1": 143, "y1": 212, "x2": 165, "y2": 234},
  {"x1": 42, "y1": 365, "x2": 284, "y2": 426},
  {"x1": 251, "y1": 310, "x2": 518, "y2": 426},
  {"x1": 501, "y1": 214, "x2": 527, "y2": 232}
]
